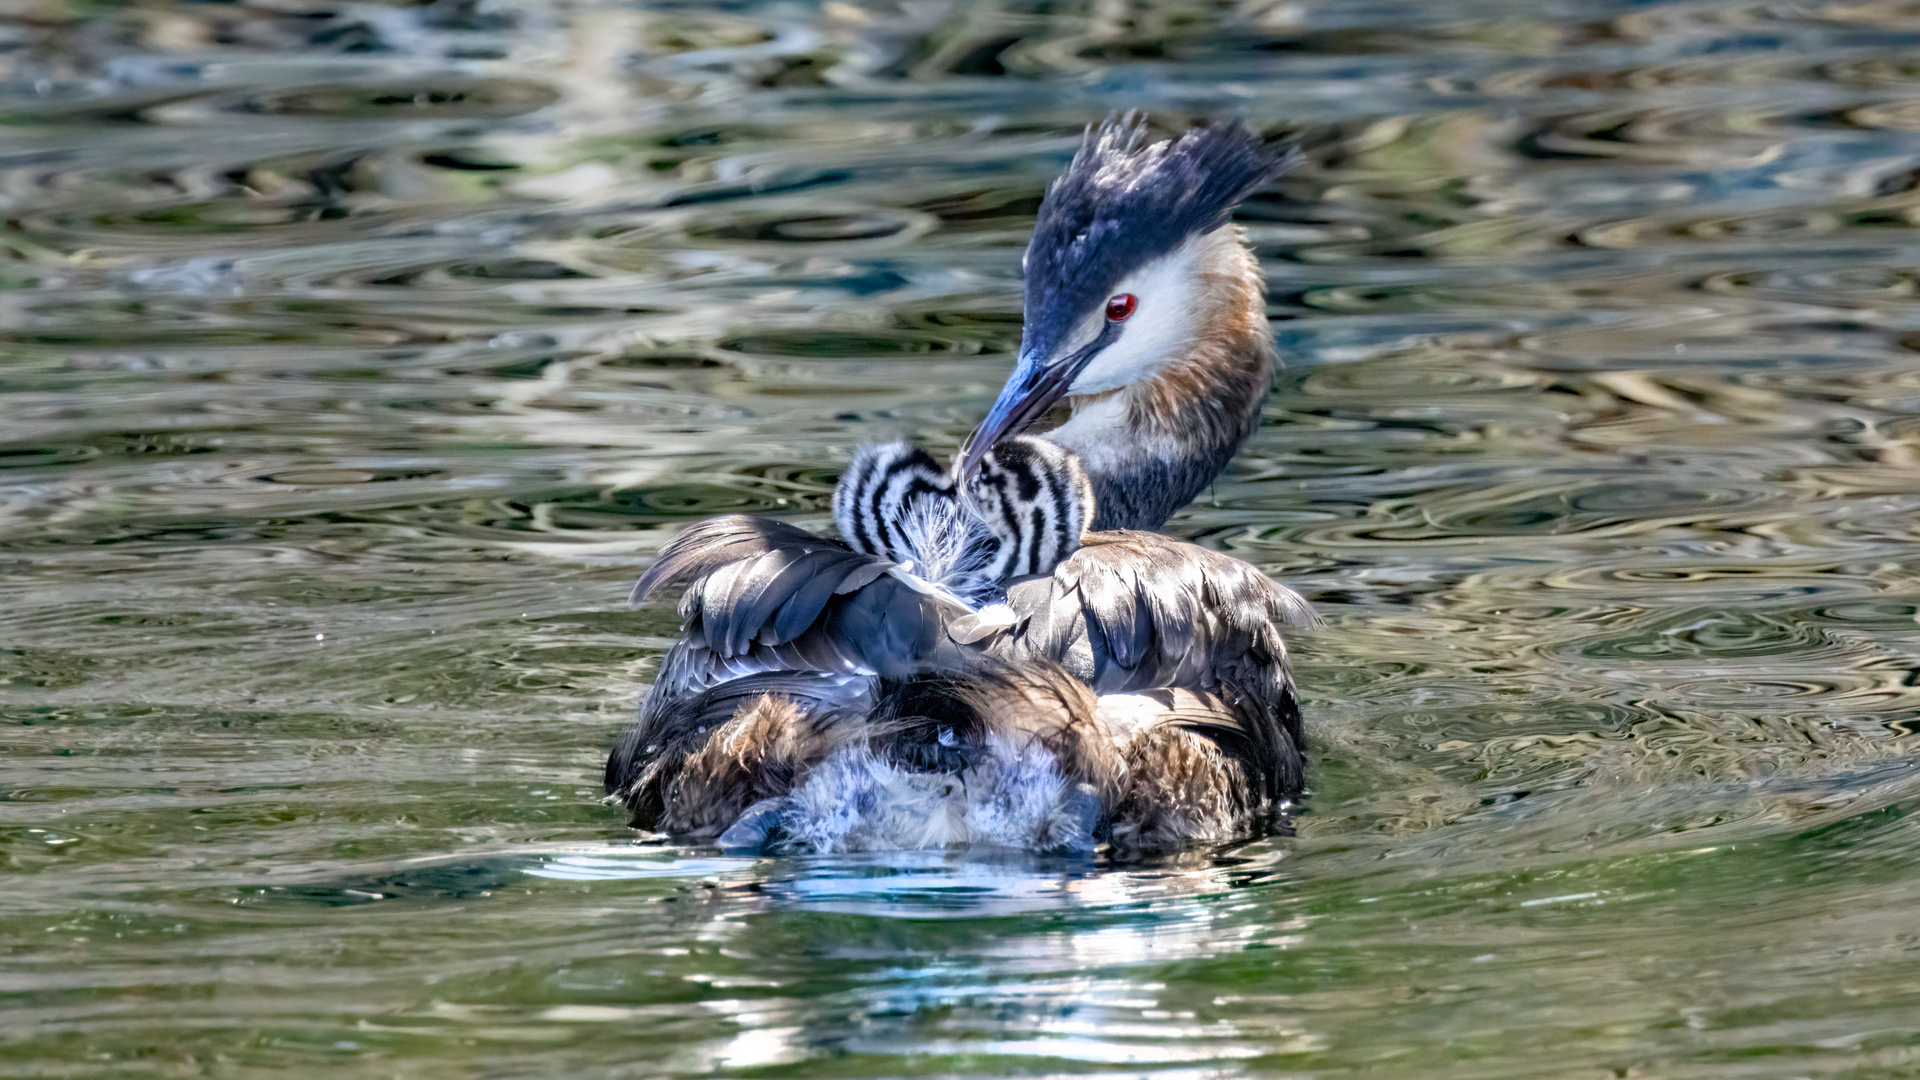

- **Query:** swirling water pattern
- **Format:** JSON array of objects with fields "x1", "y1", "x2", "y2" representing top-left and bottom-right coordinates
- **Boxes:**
[{"x1": 3, "y1": 1, "x2": 1920, "y2": 1076}]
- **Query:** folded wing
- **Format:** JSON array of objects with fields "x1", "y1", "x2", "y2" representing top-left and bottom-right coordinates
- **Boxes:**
[
  {"x1": 963, "y1": 529, "x2": 1317, "y2": 815},
  {"x1": 608, "y1": 515, "x2": 975, "y2": 821}
]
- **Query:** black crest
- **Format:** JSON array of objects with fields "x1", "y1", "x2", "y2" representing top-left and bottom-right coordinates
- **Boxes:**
[{"x1": 1021, "y1": 114, "x2": 1296, "y2": 363}]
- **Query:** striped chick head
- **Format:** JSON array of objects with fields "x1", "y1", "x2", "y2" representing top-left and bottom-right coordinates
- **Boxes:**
[{"x1": 962, "y1": 436, "x2": 1095, "y2": 582}]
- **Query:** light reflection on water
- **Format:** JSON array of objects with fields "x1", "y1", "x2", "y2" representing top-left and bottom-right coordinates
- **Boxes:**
[{"x1": 4, "y1": 0, "x2": 1920, "y2": 1076}]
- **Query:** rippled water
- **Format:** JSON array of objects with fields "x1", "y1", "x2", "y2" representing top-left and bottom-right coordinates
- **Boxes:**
[{"x1": 5, "y1": 1, "x2": 1920, "y2": 1075}]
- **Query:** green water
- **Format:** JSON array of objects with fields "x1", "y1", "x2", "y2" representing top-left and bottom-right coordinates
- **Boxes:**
[{"x1": 4, "y1": 1, "x2": 1920, "y2": 1076}]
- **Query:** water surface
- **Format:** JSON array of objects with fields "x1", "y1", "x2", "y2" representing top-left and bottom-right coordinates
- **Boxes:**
[{"x1": 4, "y1": 1, "x2": 1920, "y2": 1076}]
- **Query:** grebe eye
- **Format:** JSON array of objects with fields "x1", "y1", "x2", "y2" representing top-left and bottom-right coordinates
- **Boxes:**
[{"x1": 1105, "y1": 293, "x2": 1136, "y2": 322}]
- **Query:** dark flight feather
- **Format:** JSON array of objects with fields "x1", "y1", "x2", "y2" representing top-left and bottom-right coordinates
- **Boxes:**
[
  {"x1": 631, "y1": 515, "x2": 851, "y2": 607},
  {"x1": 769, "y1": 548, "x2": 869, "y2": 644}
]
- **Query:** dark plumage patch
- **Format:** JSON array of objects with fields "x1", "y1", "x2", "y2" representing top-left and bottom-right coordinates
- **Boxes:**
[
  {"x1": 1022, "y1": 114, "x2": 1297, "y2": 363},
  {"x1": 658, "y1": 695, "x2": 844, "y2": 839}
]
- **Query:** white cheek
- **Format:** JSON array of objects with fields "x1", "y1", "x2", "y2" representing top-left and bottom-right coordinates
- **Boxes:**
[
  {"x1": 1049, "y1": 393, "x2": 1135, "y2": 468},
  {"x1": 1067, "y1": 247, "x2": 1204, "y2": 395}
]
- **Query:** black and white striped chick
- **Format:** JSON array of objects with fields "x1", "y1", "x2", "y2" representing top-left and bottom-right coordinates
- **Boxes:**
[
  {"x1": 831, "y1": 442, "x2": 991, "y2": 604},
  {"x1": 828, "y1": 436, "x2": 1093, "y2": 600},
  {"x1": 832, "y1": 442, "x2": 955, "y2": 566},
  {"x1": 962, "y1": 436, "x2": 1093, "y2": 582}
]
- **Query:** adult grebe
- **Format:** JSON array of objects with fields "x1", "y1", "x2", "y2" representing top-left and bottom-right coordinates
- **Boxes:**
[{"x1": 605, "y1": 117, "x2": 1311, "y2": 855}]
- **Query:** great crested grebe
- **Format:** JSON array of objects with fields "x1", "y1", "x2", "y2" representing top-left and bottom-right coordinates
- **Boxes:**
[
  {"x1": 957, "y1": 114, "x2": 1299, "y2": 531},
  {"x1": 605, "y1": 117, "x2": 1311, "y2": 855}
]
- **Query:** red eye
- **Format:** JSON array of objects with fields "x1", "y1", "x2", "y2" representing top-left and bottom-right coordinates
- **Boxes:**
[{"x1": 1105, "y1": 293, "x2": 1136, "y2": 322}]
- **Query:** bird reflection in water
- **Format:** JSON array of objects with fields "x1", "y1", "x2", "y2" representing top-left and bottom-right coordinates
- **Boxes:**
[{"x1": 606, "y1": 116, "x2": 1315, "y2": 859}]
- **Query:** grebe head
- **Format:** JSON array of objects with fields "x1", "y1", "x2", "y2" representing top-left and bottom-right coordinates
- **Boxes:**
[
  {"x1": 962, "y1": 436, "x2": 1093, "y2": 582},
  {"x1": 956, "y1": 115, "x2": 1298, "y2": 482}
]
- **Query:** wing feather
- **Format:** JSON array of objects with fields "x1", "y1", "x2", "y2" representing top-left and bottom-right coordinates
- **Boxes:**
[
  {"x1": 613, "y1": 515, "x2": 981, "y2": 809},
  {"x1": 695, "y1": 558, "x2": 754, "y2": 654},
  {"x1": 768, "y1": 549, "x2": 867, "y2": 644},
  {"x1": 834, "y1": 560, "x2": 893, "y2": 595},
  {"x1": 990, "y1": 529, "x2": 1314, "y2": 807},
  {"x1": 741, "y1": 548, "x2": 849, "y2": 646},
  {"x1": 632, "y1": 515, "x2": 845, "y2": 606},
  {"x1": 720, "y1": 549, "x2": 804, "y2": 655},
  {"x1": 626, "y1": 514, "x2": 971, "y2": 688}
]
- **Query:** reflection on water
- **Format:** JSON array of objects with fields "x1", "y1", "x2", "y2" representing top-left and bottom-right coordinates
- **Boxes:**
[{"x1": 4, "y1": 0, "x2": 1920, "y2": 1076}]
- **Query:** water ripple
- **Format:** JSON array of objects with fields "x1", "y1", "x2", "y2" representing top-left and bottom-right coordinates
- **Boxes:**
[{"x1": 7, "y1": 0, "x2": 1920, "y2": 1076}]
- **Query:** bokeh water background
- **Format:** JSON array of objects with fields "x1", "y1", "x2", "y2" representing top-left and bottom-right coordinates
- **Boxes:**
[{"x1": 4, "y1": 0, "x2": 1920, "y2": 1075}]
